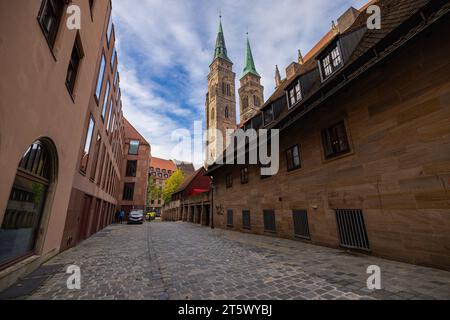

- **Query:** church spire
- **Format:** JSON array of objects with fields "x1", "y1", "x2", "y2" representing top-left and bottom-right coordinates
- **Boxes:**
[
  {"x1": 241, "y1": 36, "x2": 260, "y2": 79},
  {"x1": 275, "y1": 65, "x2": 281, "y2": 88},
  {"x1": 213, "y1": 17, "x2": 231, "y2": 63}
]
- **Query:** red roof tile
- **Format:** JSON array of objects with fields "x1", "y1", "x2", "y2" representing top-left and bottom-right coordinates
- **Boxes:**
[
  {"x1": 174, "y1": 167, "x2": 211, "y2": 195},
  {"x1": 150, "y1": 157, "x2": 177, "y2": 172}
]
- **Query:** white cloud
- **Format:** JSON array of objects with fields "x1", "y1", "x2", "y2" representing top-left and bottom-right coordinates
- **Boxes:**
[{"x1": 112, "y1": 0, "x2": 368, "y2": 161}]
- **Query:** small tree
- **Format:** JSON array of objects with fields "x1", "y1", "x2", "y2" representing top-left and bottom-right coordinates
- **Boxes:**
[
  {"x1": 146, "y1": 175, "x2": 159, "y2": 209},
  {"x1": 162, "y1": 169, "x2": 185, "y2": 203}
]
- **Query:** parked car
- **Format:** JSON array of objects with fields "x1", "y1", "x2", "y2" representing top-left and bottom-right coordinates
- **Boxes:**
[
  {"x1": 128, "y1": 210, "x2": 144, "y2": 224},
  {"x1": 146, "y1": 212, "x2": 156, "y2": 221}
]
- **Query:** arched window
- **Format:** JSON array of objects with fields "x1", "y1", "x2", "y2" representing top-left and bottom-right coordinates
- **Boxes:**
[
  {"x1": 225, "y1": 106, "x2": 229, "y2": 119},
  {"x1": 211, "y1": 107, "x2": 215, "y2": 121},
  {"x1": 0, "y1": 139, "x2": 57, "y2": 266},
  {"x1": 254, "y1": 95, "x2": 260, "y2": 107},
  {"x1": 243, "y1": 96, "x2": 249, "y2": 109}
]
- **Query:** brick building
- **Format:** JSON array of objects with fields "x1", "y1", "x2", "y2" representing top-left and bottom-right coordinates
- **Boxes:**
[
  {"x1": 118, "y1": 119, "x2": 151, "y2": 218},
  {"x1": 204, "y1": 0, "x2": 450, "y2": 270},
  {"x1": 0, "y1": 0, "x2": 149, "y2": 290},
  {"x1": 61, "y1": 1, "x2": 126, "y2": 252},
  {"x1": 163, "y1": 168, "x2": 212, "y2": 226},
  {"x1": 148, "y1": 157, "x2": 177, "y2": 214}
]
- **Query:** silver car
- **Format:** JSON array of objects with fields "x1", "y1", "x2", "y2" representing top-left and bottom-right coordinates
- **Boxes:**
[{"x1": 128, "y1": 210, "x2": 144, "y2": 224}]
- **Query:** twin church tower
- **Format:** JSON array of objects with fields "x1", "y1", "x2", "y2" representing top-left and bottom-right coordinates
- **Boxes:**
[{"x1": 205, "y1": 18, "x2": 264, "y2": 160}]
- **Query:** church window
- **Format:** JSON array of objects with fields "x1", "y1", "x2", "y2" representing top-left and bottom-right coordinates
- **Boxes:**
[
  {"x1": 243, "y1": 96, "x2": 249, "y2": 109},
  {"x1": 225, "y1": 106, "x2": 229, "y2": 119},
  {"x1": 254, "y1": 95, "x2": 260, "y2": 107}
]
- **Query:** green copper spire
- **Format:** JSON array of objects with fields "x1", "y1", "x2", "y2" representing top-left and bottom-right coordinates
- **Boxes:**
[
  {"x1": 213, "y1": 18, "x2": 231, "y2": 63},
  {"x1": 241, "y1": 36, "x2": 260, "y2": 78}
]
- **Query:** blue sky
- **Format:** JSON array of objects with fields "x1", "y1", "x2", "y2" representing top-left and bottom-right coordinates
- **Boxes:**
[{"x1": 112, "y1": 0, "x2": 368, "y2": 163}]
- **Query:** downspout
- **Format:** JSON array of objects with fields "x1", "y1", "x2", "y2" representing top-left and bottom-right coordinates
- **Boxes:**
[{"x1": 210, "y1": 178, "x2": 214, "y2": 229}]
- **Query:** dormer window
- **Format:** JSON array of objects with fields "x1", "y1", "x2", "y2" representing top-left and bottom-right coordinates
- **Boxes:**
[
  {"x1": 320, "y1": 43, "x2": 343, "y2": 80},
  {"x1": 288, "y1": 80, "x2": 302, "y2": 109}
]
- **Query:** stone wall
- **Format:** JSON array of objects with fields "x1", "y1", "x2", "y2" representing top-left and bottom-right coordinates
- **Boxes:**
[{"x1": 211, "y1": 19, "x2": 450, "y2": 270}]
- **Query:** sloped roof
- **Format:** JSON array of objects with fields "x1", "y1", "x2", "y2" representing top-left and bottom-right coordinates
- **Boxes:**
[
  {"x1": 243, "y1": 0, "x2": 430, "y2": 123},
  {"x1": 123, "y1": 118, "x2": 150, "y2": 146},
  {"x1": 240, "y1": 25, "x2": 337, "y2": 128},
  {"x1": 264, "y1": 0, "x2": 437, "y2": 119},
  {"x1": 303, "y1": 29, "x2": 337, "y2": 62},
  {"x1": 174, "y1": 167, "x2": 211, "y2": 195},
  {"x1": 241, "y1": 37, "x2": 260, "y2": 78},
  {"x1": 174, "y1": 171, "x2": 197, "y2": 194},
  {"x1": 213, "y1": 19, "x2": 232, "y2": 63},
  {"x1": 349, "y1": 0, "x2": 429, "y2": 62},
  {"x1": 175, "y1": 161, "x2": 196, "y2": 175},
  {"x1": 150, "y1": 157, "x2": 177, "y2": 172}
]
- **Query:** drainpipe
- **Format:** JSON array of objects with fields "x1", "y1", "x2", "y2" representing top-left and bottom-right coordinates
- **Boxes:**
[{"x1": 210, "y1": 179, "x2": 215, "y2": 229}]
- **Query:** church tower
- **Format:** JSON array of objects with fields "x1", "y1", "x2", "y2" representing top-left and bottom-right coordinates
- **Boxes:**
[
  {"x1": 238, "y1": 36, "x2": 264, "y2": 124},
  {"x1": 206, "y1": 18, "x2": 237, "y2": 163}
]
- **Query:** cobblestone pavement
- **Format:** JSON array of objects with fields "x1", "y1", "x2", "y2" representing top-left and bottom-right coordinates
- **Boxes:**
[{"x1": 11, "y1": 222, "x2": 450, "y2": 300}]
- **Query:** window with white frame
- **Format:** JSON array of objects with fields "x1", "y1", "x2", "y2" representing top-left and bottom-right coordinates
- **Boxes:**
[
  {"x1": 288, "y1": 80, "x2": 302, "y2": 109},
  {"x1": 331, "y1": 46, "x2": 342, "y2": 68},
  {"x1": 321, "y1": 43, "x2": 343, "y2": 80}
]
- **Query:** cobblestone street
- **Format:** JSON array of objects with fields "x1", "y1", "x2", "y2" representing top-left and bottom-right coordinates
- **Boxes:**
[{"x1": 8, "y1": 222, "x2": 450, "y2": 300}]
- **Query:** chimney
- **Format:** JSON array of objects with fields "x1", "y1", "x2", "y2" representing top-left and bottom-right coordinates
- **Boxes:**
[
  {"x1": 337, "y1": 6, "x2": 360, "y2": 33},
  {"x1": 285, "y1": 62, "x2": 301, "y2": 80}
]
